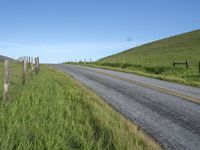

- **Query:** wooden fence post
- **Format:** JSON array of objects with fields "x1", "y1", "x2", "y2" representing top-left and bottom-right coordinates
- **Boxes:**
[
  {"x1": 22, "y1": 60, "x2": 26, "y2": 84},
  {"x1": 37, "y1": 57, "x2": 40, "y2": 72},
  {"x1": 3, "y1": 59, "x2": 9, "y2": 101},
  {"x1": 199, "y1": 61, "x2": 200, "y2": 73},
  {"x1": 28, "y1": 57, "x2": 31, "y2": 66},
  {"x1": 35, "y1": 57, "x2": 38, "y2": 74},
  {"x1": 35, "y1": 57, "x2": 37, "y2": 74},
  {"x1": 186, "y1": 60, "x2": 188, "y2": 69},
  {"x1": 30, "y1": 57, "x2": 33, "y2": 79},
  {"x1": 173, "y1": 60, "x2": 175, "y2": 67}
]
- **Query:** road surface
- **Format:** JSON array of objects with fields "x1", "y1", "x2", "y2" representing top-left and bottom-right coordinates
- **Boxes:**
[{"x1": 51, "y1": 64, "x2": 200, "y2": 150}]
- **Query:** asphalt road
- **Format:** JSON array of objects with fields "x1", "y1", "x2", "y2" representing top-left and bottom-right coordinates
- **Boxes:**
[{"x1": 51, "y1": 64, "x2": 200, "y2": 150}]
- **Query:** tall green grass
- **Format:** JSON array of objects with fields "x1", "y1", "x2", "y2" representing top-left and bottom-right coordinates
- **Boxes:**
[{"x1": 0, "y1": 63, "x2": 160, "y2": 150}]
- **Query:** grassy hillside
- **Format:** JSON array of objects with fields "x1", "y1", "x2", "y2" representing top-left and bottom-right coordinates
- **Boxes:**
[
  {"x1": 93, "y1": 29, "x2": 200, "y2": 87},
  {"x1": 0, "y1": 62, "x2": 160, "y2": 150},
  {"x1": 0, "y1": 55, "x2": 15, "y2": 62},
  {"x1": 100, "y1": 29, "x2": 200, "y2": 66}
]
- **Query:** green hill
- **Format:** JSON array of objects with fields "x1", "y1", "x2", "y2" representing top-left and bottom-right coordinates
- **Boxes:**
[
  {"x1": 91, "y1": 29, "x2": 200, "y2": 87},
  {"x1": 99, "y1": 29, "x2": 200, "y2": 67},
  {"x1": 0, "y1": 55, "x2": 15, "y2": 62}
]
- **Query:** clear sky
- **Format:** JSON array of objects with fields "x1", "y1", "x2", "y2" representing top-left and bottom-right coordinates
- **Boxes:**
[{"x1": 0, "y1": 0, "x2": 200, "y2": 63}]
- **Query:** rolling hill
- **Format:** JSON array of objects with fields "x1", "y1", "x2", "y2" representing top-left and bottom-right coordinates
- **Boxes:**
[
  {"x1": 0, "y1": 55, "x2": 15, "y2": 61},
  {"x1": 99, "y1": 29, "x2": 200, "y2": 67},
  {"x1": 87, "y1": 29, "x2": 200, "y2": 87}
]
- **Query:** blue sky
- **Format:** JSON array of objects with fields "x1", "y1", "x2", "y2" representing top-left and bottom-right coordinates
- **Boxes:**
[{"x1": 0, "y1": 0, "x2": 200, "y2": 63}]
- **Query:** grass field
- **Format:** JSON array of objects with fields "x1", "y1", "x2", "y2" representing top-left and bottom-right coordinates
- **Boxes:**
[
  {"x1": 89, "y1": 29, "x2": 200, "y2": 87},
  {"x1": 0, "y1": 62, "x2": 160, "y2": 150}
]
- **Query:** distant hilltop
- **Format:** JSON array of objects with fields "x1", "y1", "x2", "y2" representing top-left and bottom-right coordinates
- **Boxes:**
[{"x1": 0, "y1": 55, "x2": 15, "y2": 61}]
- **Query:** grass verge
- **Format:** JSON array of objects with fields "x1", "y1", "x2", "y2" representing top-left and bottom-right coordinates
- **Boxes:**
[{"x1": 0, "y1": 63, "x2": 161, "y2": 150}]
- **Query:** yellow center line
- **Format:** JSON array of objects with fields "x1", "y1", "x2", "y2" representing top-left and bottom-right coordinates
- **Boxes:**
[{"x1": 76, "y1": 66, "x2": 200, "y2": 105}]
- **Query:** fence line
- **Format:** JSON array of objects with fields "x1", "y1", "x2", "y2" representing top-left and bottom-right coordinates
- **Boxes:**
[
  {"x1": 2, "y1": 56, "x2": 40, "y2": 101},
  {"x1": 172, "y1": 60, "x2": 200, "y2": 73},
  {"x1": 173, "y1": 60, "x2": 188, "y2": 69}
]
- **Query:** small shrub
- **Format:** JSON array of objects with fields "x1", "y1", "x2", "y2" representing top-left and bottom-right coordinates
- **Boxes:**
[{"x1": 144, "y1": 66, "x2": 168, "y2": 74}]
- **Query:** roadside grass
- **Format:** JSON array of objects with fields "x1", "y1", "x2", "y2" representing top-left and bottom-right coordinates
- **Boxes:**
[
  {"x1": 74, "y1": 30, "x2": 200, "y2": 88},
  {"x1": 0, "y1": 62, "x2": 161, "y2": 150}
]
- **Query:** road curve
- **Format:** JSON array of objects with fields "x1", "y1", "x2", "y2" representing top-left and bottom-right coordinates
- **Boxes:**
[{"x1": 50, "y1": 64, "x2": 200, "y2": 150}]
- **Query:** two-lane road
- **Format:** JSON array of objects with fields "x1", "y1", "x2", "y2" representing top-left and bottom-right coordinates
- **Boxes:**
[{"x1": 51, "y1": 64, "x2": 200, "y2": 150}]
